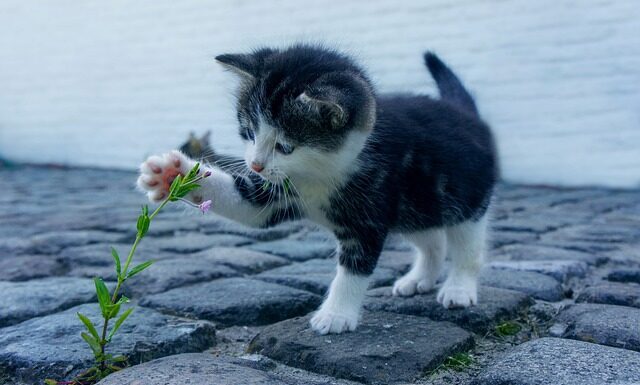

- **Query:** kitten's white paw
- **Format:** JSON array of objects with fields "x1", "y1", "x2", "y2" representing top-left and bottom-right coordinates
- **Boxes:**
[
  {"x1": 310, "y1": 309, "x2": 358, "y2": 335},
  {"x1": 437, "y1": 279, "x2": 477, "y2": 308},
  {"x1": 392, "y1": 274, "x2": 435, "y2": 296},
  {"x1": 137, "y1": 150, "x2": 192, "y2": 202}
]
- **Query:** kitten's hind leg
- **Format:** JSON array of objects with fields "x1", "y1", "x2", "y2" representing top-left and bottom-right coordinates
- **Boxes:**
[
  {"x1": 392, "y1": 229, "x2": 446, "y2": 296},
  {"x1": 437, "y1": 215, "x2": 488, "y2": 308}
]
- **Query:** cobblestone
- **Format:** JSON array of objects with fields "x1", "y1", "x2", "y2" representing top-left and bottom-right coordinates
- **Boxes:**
[
  {"x1": 1, "y1": 166, "x2": 639, "y2": 385},
  {"x1": 576, "y1": 281, "x2": 640, "y2": 308},
  {"x1": 364, "y1": 286, "x2": 533, "y2": 333},
  {"x1": 551, "y1": 303, "x2": 640, "y2": 351},
  {"x1": 0, "y1": 277, "x2": 96, "y2": 327},
  {"x1": 140, "y1": 278, "x2": 322, "y2": 327},
  {"x1": 0, "y1": 303, "x2": 216, "y2": 384},
  {"x1": 472, "y1": 338, "x2": 640, "y2": 385},
  {"x1": 249, "y1": 312, "x2": 474, "y2": 384}
]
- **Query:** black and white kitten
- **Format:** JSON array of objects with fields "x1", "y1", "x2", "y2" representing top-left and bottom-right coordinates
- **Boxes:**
[{"x1": 138, "y1": 44, "x2": 497, "y2": 335}]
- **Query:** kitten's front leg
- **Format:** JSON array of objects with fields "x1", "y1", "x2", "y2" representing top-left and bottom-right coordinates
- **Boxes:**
[
  {"x1": 310, "y1": 235, "x2": 385, "y2": 334},
  {"x1": 137, "y1": 150, "x2": 286, "y2": 227}
]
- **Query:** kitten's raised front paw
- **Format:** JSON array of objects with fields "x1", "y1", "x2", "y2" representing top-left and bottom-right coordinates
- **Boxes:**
[
  {"x1": 137, "y1": 150, "x2": 192, "y2": 202},
  {"x1": 437, "y1": 279, "x2": 477, "y2": 309},
  {"x1": 392, "y1": 274, "x2": 435, "y2": 296},
  {"x1": 310, "y1": 309, "x2": 358, "y2": 335}
]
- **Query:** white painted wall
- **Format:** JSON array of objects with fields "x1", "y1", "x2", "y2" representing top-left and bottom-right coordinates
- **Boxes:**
[{"x1": 0, "y1": 0, "x2": 638, "y2": 187}]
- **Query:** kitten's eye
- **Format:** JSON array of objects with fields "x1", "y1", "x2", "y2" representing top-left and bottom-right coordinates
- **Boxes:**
[
  {"x1": 244, "y1": 129, "x2": 255, "y2": 143},
  {"x1": 275, "y1": 142, "x2": 294, "y2": 155}
]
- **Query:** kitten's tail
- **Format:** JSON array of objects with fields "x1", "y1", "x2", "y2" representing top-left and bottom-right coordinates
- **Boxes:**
[{"x1": 424, "y1": 52, "x2": 479, "y2": 117}]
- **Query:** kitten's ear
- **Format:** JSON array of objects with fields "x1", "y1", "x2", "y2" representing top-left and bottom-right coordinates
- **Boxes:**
[
  {"x1": 215, "y1": 53, "x2": 257, "y2": 80},
  {"x1": 201, "y1": 130, "x2": 211, "y2": 143},
  {"x1": 297, "y1": 91, "x2": 348, "y2": 129}
]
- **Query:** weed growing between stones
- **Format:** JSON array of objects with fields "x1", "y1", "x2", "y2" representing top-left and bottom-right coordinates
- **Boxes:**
[
  {"x1": 427, "y1": 352, "x2": 475, "y2": 376},
  {"x1": 494, "y1": 321, "x2": 522, "y2": 337},
  {"x1": 45, "y1": 164, "x2": 209, "y2": 385}
]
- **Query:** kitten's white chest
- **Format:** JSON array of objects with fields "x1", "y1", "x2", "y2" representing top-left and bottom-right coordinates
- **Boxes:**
[{"x1": 295, "y1": 181, "x2": 335, "y2": 230}]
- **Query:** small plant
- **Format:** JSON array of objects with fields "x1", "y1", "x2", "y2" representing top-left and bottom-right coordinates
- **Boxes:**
[
  {"x1": 427, "y1": 352, "x2": 474, "y2": 377},
  {"x1": 494, "y1": 320, "x2": 522, "y2": 337},
  {"x1": 45, "y1": 163, "x2": 210, "y2": 385},
  {"x1": 442, "y1": 352, "x2": 474, "y2": 371}
]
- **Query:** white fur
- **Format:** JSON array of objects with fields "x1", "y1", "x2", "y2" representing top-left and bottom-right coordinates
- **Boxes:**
[
  {"x1": 393, "y1": 228, "x2": 446, "y2": 296},
  {"x1": 310, "y1": 265, "x2": 370, "y2": 334},
  {"x1": 437, "y1": 215, "x2": 488, "y2": 308},
  {"x1": 137, "y1": 150, "x2": 276, "y2": 227}
]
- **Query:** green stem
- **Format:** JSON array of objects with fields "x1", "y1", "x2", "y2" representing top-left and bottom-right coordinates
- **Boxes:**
[{"x1": 98, "y1": 197, "x2": 170, "y2": 371}]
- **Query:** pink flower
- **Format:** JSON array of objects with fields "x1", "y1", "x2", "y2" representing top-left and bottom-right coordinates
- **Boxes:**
[{"x1": 199, "y1": 200, "x2": 212, "y2": 214}]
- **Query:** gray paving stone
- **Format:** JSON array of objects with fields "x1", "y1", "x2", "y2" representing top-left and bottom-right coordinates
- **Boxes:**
[
  {"x1": 546, "y1": 223, "x2": 640, "y2": 245},
  {"x1": 471, "y1": 337, "x2": 640, "y2": 385},
  {"x1": 0, "y1": 254, "x2": 66, "y2": 281},
  {"x1": 551, "y1": 303, "x2": 640, "y2": 351},
  {"x1": 537, "y1": 238, "x2": 620, "y2": 254},
  {"x1": 25, "y1": 230, "x2": 126, "y2": 255},
  {"x1": 0, "y1": 303, "x2": 216, "y2": 384},
  {"x1": 479, "y1": 267, "x2": 564, "y2": 301},
  {"x1": 488, "y1": 260, "x2": 588, "y2": 282},
  {"x1": 364, "y1": 286, "x2": 533, "y2": 333},
  {"x1": 201, "y1": 218, "x2": 302, "y2": 241},
  {"x1": 607, "y1": 268, "x2": 640, "y2": 284},
  {"x1": 383, "y1": 234, "x2": 413, "y2": 251},
  {"x1": 189, "y1": 246, "x2": 290, "y2": 274},
  {"x1": 492, "y1": 215, "x2": 560, "y2": 234},
  {"x1": 490, "y1": 230, "x2": 538, "y2": 248},
  {"x1": 377, "y1": 250, "x2": 414, "y2": 274},
  {"x1": 96, "y1": 353, "x2": 292, "y2": 385},
  {"x1": 0, "y1": 277, "x2": 96, "y2": 327},
  {"x1": 255, "y1": 259, "x2": 397, "y2": 295},
  {"x1": 0, "y1": 236, "x2": 34, "y2": 258},
  {"x1": 140, "y1": 278, "x2": 322, "y2": 327},
  {"x1": 120, "y1": 257, "x2": 240, "y2": 296},
  {"x1": 59, "y1": 242, "x2": 173, "y2": 266},
  {"x1": 576, "y1": 282, "x2": 640, "y2": 308},
  {"x1": 248, "y1": 312, "x2": 474, "y2": 385},
  {"x1": 495, "y1": 244, "x2": 606, "y2": 266},
  {"x1": 247, "y1": 237, "x2": 336, "y2": 261},
  {"x1": 150, "y1": 232, "x2": 254, "y2": 253}
]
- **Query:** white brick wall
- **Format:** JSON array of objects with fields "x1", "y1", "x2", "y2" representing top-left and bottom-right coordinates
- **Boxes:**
[{"x1": 0, "y1": 0, "x2": 638, "y2": 187}]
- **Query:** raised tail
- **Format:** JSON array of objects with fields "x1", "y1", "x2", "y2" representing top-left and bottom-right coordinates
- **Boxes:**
[{"x1": 424, "y1": 52, "x2": 479, "y2": 117}]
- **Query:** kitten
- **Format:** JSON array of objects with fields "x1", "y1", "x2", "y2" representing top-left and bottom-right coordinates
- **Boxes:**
[{"x1": 138, "y1": 44, "x2": 497, "y2": 335}]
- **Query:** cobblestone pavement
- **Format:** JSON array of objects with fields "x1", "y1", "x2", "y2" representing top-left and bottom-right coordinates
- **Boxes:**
[{"x1": 1, "y1": 166, "x2": 639, "y2": 385}]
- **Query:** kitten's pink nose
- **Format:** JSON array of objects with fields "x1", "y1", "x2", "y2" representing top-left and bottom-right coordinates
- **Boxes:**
[{"x1": 251, "y1": 162, "x2": 264, "y2": 173}]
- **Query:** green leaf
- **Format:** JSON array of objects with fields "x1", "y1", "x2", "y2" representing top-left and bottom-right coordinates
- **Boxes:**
[
  {"x1": 184, "y1": 163, "x2": 200, "y2": 182},
  {"x1": 111, "y1": 354, "x2": 128, "y2": 363},
  {"x1": 115, "y1": 295, "x2": 130, "y2": 305},
  {"x1": 94, "y1": 277, "x2": 112, "y2": 318},
  {"x1": 81, "y1": 332, "x2": 102, "y2": 356},
  {"x1": 262, "y1": 181, "x2": 272, "y2": 191},
  {"x1": 111, "y1": 247, "x2": 121, "y2": 278},
  {"x1": 169, "y1": 174, "x2": 183, "y2": 196},
  {"x1": 44, "y1": 379, "x2": 58, "y2": 385},
  {"x1": 107, "y1": 308, "x2": 133, "y2": 342},
  {"x1": 126, "y1": 260, "x2": 154, "y2": 279},
  {"x1": 77, "y1": 312, "x2": 99, "y2": 341},
  {"x1": 136, "y1": 213, "x2": 150, "y2": 238},
  {"x1": 108, "y1": 303, "x2": 121, "y2": 319},
  {"x1": 175, "y1": 183, "x2": 201, "y2": 198}
]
